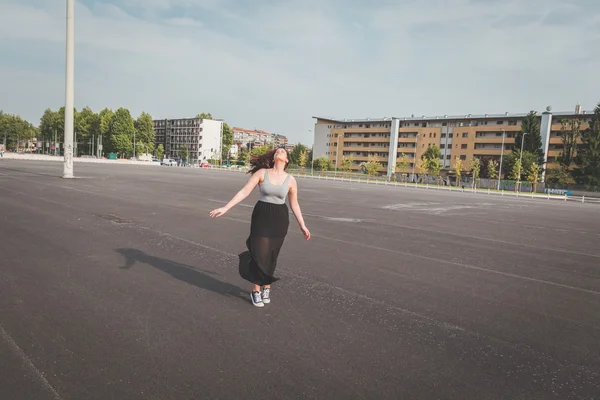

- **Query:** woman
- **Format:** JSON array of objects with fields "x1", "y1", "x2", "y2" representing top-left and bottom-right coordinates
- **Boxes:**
[{"x1": 209, "y1": 147, "x2": 310, "y2": 307}]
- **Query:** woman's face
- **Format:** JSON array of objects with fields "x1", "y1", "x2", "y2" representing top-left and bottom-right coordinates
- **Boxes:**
[{"x1": 274, "y1": 148, "x2": 289, "y2": 163}]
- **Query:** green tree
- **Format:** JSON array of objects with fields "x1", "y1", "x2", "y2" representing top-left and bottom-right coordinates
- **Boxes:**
[
  {"x1": 134, "y1": 112, "x2": 155, "y2": 155},
  {"x1": 98, "y1": 108, "x2": 114, "y2": 156},
  {"x1": 251, "y1": 146, "x2": 269, "y2": 156},
  {"x1": 0, "y1": 112, "x2": 37, "y2": 151},
  {"x1": 221, "y1": 122, "x2": 233, "y2": 162},
  {"x1": 196, "y1": 112, "x2": 213, "y2": 120},
  {"x1": 290, "y1": 143, "x2": 308, "y2": 165},
  {"x1": 365, "y1": 155, "x2": 381, "y2": 176},
  {"x1": 487, "y1": 159, "x2": 499, "y2": 181},
  {"x1": 508, "y1": 158, "x2": 522, "y2": 191},
  {"x1": 39, "y1": 108, "x2": 59, "y2": 149},
  {"x1": 156, "y1": 144, "x2": 165, "y2": 160},
  {"x1": 415, "y1": 158, "x2": 427, "y2": 179},
  {"x1": 526, "y1": 162, "x2": 540, "y2": 193},
  {"x1": 422, "y1": 145, "x2": 443, "y2": 181},
  {"x1": 341, "y1": 155, "x2": 354, "y2": 176},
  {"x1": 238, "y1": 146, "x2": 249, "y2": 165},
  {"x1": 298, "y1": 149, "x2": 308, "y2": 171},
  {"x1": 575, "y1": 102, "x2": 600, "y2": 186},
  {"x1": 395, "y1": 153, "x2": 410, "y2": 181},
  {"x1": 179, "y1": 145, "x2": 189, "y2": 165},
  {"x1": 516, "y1": 111, "x2": 544, "y2": 166},
  {"x1": 559, "y1": 118, "x2": 579, "y2": 169},
  {"x1": 453, "y1": 156, "x2": 463, "y2": 187},
  {"x1": 315, "y1": 156, "x2": 331, "y2": 175},
  {"x1": 109, "y1": 108, "x2": 134, "y2": 157},
  {"x1": 545, "y1": 167, "x2": 575, "y2": 186},
  {"x1": 77, "y1": 107, "x2": 101, "y2": 155},
  {"x1": 502, "y1": 150, "x2": 537, "y2": 181},
  {"x1": 470, "y1": 157, "x2": 481, "y2": 188}
]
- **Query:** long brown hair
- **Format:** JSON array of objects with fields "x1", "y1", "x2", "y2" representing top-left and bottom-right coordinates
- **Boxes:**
[{"x1": 247, "y1": 147, "x2": 289, "y2": 175}]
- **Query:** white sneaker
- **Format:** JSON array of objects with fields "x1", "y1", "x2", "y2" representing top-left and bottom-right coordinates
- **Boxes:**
[
  {"x1": 262, "y1": 288, "x2": 271, "y2": 304},
  {"x1": 251, "y1": 291, "x2": 264, "y2": 307}
]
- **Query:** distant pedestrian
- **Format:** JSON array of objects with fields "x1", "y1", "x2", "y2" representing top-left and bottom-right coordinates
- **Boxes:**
[{"x1": 209, "y1": 147, "x2": 310, "y2": 307}]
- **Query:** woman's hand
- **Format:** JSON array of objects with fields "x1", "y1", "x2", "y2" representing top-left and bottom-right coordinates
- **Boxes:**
[
  {"x1": 209, "y1": 207, "x2": 228, "y2": 218},
  {"x1": 301, "y1": 225, "x2": 311, "y2": 240}
]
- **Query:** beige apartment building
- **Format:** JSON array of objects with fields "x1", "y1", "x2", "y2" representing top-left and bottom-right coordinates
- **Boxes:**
[{"x1": 313, "y1": 105, "x2": 592, "y2": 179}]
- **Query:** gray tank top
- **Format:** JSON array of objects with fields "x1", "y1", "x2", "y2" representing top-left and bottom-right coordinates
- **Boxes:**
[{"x1": 259, "y1": 170, "x2": 290, "y2": 205}]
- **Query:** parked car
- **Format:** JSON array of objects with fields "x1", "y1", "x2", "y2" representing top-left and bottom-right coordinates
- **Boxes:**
[{"x1": 161, "y1": 158, "x2": 178, "y2": 166}]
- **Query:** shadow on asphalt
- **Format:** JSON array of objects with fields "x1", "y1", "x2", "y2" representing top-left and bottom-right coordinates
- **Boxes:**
[{"x1": 116, "y1": 248, "x2": 250, "y2": 304}]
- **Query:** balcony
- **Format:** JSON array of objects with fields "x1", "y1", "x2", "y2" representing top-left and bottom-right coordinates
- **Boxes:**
[
  {"x1": 342, "y1": 146, "x2": 382, "y2": 152},
  {"x1": 341, "y1": 136, "x2": 389, "y2": 143},
  {"x1": 472, "y1": 126, "x2": 521, "y2": 132},
  {"x1": 398, "y1": 137, "x2": 419, "y2": 143},
  {"x1": 339, "y1": 154, "x2": 388, "y2": 162},
  {"x1": 547, "y1": 149, "x2": 562, "y2": 157},
  {"x1": 472, "y1": 149, "x2": 506, "y2": 156},
  {"x1": 474, "y1": 137, "x2": 516, "y2": 144}
]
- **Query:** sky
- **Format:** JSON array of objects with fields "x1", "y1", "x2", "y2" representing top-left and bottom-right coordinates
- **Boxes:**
[{"x1": 0, "y1": 0, "x2": 599, "y2": 145}]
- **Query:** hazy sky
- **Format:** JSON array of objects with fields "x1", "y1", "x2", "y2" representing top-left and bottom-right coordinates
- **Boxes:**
[{"x1": 1, "y1": 0, "x2": 599, "y2": 145}]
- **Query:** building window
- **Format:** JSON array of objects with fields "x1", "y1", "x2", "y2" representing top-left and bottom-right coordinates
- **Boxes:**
[
  {"x1": 460, "y1": 155, "x2": 466, "y2": 160},
  {"x1": 462, "y1": 133, "x2": 468, "y2": 138},
  {"x1": 461, "y1": 144, "x2": 467, "y2": 149}
]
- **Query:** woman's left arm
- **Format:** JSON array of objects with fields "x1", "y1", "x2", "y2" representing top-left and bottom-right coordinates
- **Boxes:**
[{"x1": 288, "y1": 176, "x2": 310, "y2": 240}]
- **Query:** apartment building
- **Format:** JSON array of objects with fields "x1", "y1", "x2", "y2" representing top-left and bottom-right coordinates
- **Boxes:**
[
  {"x1": 313, "y1": 105, "x2": 593, "y2": 179},
  {"x1": 232, "y1": 127, "x2": 288, "y2": 151},
  {"x1": 232, "y1": 127, "x2": 272, "y2": 150},
  {"x1": 153, "y1": 117, "x2": 223, "y2": 164},
  {"x1": 272, "y1": 134, "x2": 289, "y2": 148}
]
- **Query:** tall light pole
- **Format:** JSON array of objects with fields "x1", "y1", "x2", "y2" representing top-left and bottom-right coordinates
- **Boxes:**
[
  {"x1": 308, "y1": 129, "x2": 314, "y2": 176},
  {"x1": 517, "y1": 132, "x2": 529, "y2": 191},
  {"x1": 219, "y1": 121, "x2": 223, "y2": 166},
  {"x1": 63, "y1": 0, "x2": 75, "y2": 178},
  {"x1": 411, "y1": 134, "x2": 419, "y2": 182},
  {"x1": 497, "y1": 129, "x2": 505, "y2": 190},
  {"x1": 334, "y1": 134, "x2": 342, "y2": 176}
]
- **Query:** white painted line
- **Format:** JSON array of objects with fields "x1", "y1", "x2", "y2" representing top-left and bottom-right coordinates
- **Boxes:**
[{"x1": 0, "y1": 323, "x2": 64, "y2": 400}]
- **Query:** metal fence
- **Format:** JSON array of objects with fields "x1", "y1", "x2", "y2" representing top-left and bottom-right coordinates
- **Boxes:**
[{"x1": 204, "y1": 166, "x2": 600, "y2": 205}]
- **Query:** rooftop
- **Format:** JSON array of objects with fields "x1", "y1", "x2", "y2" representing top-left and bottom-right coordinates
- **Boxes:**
[
  {"x1": 313, "y1": 108, "x2": 595, "y2": 124},
  {"x1": 232, "y1": 127, "x2": 271, "y2": 135}
]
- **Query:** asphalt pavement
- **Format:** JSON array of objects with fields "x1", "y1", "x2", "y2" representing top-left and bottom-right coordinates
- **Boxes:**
[{"x1": 1, "y1": 160, "x2": 599, "y2": 400}]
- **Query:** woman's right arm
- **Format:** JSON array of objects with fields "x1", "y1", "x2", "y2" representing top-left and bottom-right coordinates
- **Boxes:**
[{"x1": 209, "y1": 169, "x2": 263, "y2": 218}]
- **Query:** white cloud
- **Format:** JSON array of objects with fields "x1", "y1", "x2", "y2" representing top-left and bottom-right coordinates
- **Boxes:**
[
  {"x1": 165, "y1": 17, "x2": 202, "y2": 27},
  {"x1": 0, "y1": 0, "x2": 599, "y2": 145}
]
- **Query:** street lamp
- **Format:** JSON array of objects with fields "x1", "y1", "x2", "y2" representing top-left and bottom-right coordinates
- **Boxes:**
[
  {"x1": 497, "y1": 129, "x2": 505, "y2": 190},
  {"x1": 334, "y1": 134, "x2": 342, "y2": 176},
  {"x1": 308, "y1": 129, "x2": 314, "y2": 176},
  {"x1": 517, "y1": 132, "x2": 529, "y2": 191},
  {"x1": 411, "y1": 134, "x2": 419, "y2": 182},
  {"x1": 63, "y1": 0, "x2": 75, "y2": 178}
]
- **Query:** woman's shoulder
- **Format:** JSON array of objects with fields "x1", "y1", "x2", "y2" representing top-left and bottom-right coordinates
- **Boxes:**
[
  {"x1": 252, "y1": 168, "x2": 268, "y2": 181},
  {"x1": 251, "y1": 168, "x2": 267, "y2": 176}
]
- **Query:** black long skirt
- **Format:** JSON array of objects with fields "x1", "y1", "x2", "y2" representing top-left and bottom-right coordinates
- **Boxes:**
[{"x1": 238, "y1": 200, "x2": 289, "y2": 286}]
